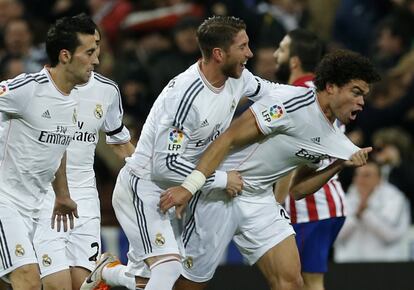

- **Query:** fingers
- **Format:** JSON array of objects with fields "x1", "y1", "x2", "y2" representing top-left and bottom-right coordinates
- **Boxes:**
[
  {"x1": 62, "y1": 215, "x2": 68, "y2": 232},
  {"x1": 176, "y1": 205, "x2": 184, "y2": 219},
  {"x1": 160, "y1": 191, "x2": 173, "y2": 213},
  {"x1": 56, "y1": 214, "x2": 62, "y2": 232}
]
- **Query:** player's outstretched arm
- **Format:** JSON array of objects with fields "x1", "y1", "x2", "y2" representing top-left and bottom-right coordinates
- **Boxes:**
[
  {"x1": 51, "y1": 152, "x2": 78, "y2": 232},
  {"x1": 290, "y1": 147, "x2": 372, "y2": 200},
  {"x1": 160, "y1": 109, "x2": 264, "y2": 217}
]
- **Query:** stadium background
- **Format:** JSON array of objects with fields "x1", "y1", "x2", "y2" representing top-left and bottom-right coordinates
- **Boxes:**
[{"x1": 2, "y1": 0, "x2": 414, "y2": 289}]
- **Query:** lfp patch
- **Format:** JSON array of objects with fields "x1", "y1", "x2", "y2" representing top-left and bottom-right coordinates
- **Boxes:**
[
  {"x1": 168, "y1": 128, "x2": 184, "y2": 152},
  {"x1": 269, "y1": 104, "x2": 283, "y2": 119}
]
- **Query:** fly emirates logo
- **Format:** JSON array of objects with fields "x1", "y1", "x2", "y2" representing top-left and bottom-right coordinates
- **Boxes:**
[
  {"x1": 38, "y1": 125, "x2": 72, "y2": 145},
  {"x1": 72, "y1": 121, "x2": 97, "y2": 143}
]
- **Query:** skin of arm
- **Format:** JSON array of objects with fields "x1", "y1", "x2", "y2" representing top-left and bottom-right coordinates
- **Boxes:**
[
  {"x1": 274, "y1": 172, "x2": 294, "y2": 203},
  {"x1": 51, "y1": 152, "x2": 79, "y2": 232},
  {"x1": 108, "y1": 141, "x2": 135, "y2": 160},
  {"x1": 290, "y1": 148, "x2": 372, "y2": 200},
  {"x1": 160, "y1": 109, "x2": 264, "y2": 216}
]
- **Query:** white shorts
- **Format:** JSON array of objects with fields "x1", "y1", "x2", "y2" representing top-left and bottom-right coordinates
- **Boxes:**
[
  {"x1": 33, "y1": 216, "x2": 101, "y2": 278},
  {"x1": 0, "y1": 200, "x2": 38, "y2": 280},
  {"x1": 181, "y1": 190, "x2": 294, "y2": 282},
  {"x1": 112, "y1": 167, "x2": 180, "y2": 277}
]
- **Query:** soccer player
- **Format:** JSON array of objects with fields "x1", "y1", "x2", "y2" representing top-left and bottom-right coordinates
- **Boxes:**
[
  {"x1": 0, "y1": 15, "x2": 98, "y2": 290},
  {"x1": 81, "y1": 15, "x2": 273, "y2": 290},
  {"x1": 160, "y1": 49, "x2": 380, "y2": 290},
  {"x1": 32, "y1": 14, "x2": 135, "y2": 290},
  {"x1": 273, "y1": 29, "x2": 347, "y2": 290}
]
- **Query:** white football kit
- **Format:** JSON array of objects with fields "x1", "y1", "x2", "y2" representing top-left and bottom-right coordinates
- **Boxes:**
[
  {"x1": 33, "y1": 72, "x2": 130, "y2": 277},
  {"x1": 0, "y1": 68, "x2": 77, "y2": 279},
  {"x1": 112, "y1": 61, "x2": 270, "y2": 276},
  {"x1": 181, "y1": 85, "x2": 360, "y2": 282}
]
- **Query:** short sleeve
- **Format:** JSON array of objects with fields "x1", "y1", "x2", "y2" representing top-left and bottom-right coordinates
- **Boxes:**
[
  {"x1": 0, "y1": 80, "x2": 31, "y2": 116},
  {"x1": 249, "y1": 95, "x2": 290, "y2": 136}
]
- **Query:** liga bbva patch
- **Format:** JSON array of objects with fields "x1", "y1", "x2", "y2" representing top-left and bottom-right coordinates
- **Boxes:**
[
  {"x1": 167, "y1": 128, "x2": 184, "y2": 152},
  {"x1": 260, "y1": 103, "x2": 284, "y2": 124}
]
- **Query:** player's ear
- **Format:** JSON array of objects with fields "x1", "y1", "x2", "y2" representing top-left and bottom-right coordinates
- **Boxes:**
[
  {"x1": 59, "y1": 49, "x2": 71, "y2": 65},
  {"x1": 289, "y1": 56, "x2": 300, "y2": 70},
  {"x1": 212, "y1": 47, "x2": 224, "y2": 63}
]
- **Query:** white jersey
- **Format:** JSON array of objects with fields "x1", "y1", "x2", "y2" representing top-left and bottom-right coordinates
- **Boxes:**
[
  {"x1": 39, "y1": 72, "x2": 130, "y2": 218},
  {"x1": 218, "y1": 85, "x2": 359, "y2": 199},
  {"x1": 126, "y1": 61, "x2": 270, "y2": 189},
  {"x1": 0, "y1": 68, "x2": 77, "y2": 215}
]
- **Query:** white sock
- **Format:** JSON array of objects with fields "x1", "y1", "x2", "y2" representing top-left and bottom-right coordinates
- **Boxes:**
[
  {"x1": 102, "y1": 263, "x2": 136, "y2": 290},
  {"x1": 145, "y1": 259, "x2": 182, "y2": 290}
]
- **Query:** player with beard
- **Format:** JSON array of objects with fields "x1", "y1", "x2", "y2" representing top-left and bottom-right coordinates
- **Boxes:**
[
  {"x1": 160, "y1": 49, "x2": 380, "y2": 290},
  {"x1": 274, "y1": 29, "x2": 348, "y2": 290},
  {"x1": 81, "y1": 16, "x2": 274, "y2": 290}
]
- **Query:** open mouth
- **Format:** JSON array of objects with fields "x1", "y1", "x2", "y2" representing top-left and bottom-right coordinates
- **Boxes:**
[{"x1": 350, "y1": 109, "x2": 360, "y2": 120}]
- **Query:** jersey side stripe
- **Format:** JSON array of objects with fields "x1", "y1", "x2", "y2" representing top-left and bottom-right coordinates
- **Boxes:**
[
  {"x1": 246, "y1": 77, "x2": 261, "y2": 98},
  {"x1": 94, "y1": 74, "x2": 123, "y2": 114},
  {"x1": 166, "y1": 154, "x2": 192, "y2": 177},
  {"x1": 130, "y1": 175, "x2": 152, "y2": 254},
  {"x1": 7, "y1": 72, "x2": 45, "y2": 87},
  {"x1": 173, "y1": 79, "x2": 200, "y2": 128},
  {"x1": 179, "y1": 83, "x2": 204, "y2": 130},
  {"x1": 8, "y1": 77, "x2": 49, "y2": 91},
  {"x1": 174, "y1": 80, "x2": 203, "y2": 130},
  {"x1": 282, "y1": 90, "x2": 313, "y2": 106},
  {"x1": 0, "y1": 220, "x2": 12, "y2": 268},
  {"x1": 183, "y1": 191, "x2": 202, "y2": 247},
  {"x1": 323, "y1": 183, "x2": 336, "y2": 217},
  {"x1": 284, "y1": 92, "x2": 315, "y2": 110},
  {"x1": 305, "y1": 194, "x2": 319, "y2": 221},
  {"x1": 285, "y1": 98, "x2": 315, "y2": 113}
]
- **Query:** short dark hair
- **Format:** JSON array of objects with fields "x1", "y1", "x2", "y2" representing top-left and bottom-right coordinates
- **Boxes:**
[
  {"x1": 46, "y1": 13, "x2": 96, "y2": 67},
  {"x1": 314, "y1": 50, "x2": 381, "y2": 91},
  {"x1": 197, "y1": 16, "x2": 246, "y2": 59},
  {"x1": 288, "y1": 29, "x2": 323, "y2": 73}
]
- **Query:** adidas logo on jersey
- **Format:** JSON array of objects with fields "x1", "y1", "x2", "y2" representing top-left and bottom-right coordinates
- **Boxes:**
[
  {"x1": 311, "y1": 137, "x2": 320, "y2": 144},
  {"x1": 42, "y1": 110, "x2": 51, "y2": 119},
  {"x1": 201, "y1": 119, "x2": 209, "y2": 127}
]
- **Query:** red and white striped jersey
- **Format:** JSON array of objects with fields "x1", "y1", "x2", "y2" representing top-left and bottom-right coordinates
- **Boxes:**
[{"x1": 285, "y1": 74, "x2": 346, "y2": 223}]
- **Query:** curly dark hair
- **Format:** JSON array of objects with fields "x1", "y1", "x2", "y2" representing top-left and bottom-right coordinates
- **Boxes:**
[
  {"x1": 197, "y1": 16, "x2": 246, "y2": 59},
  {"x1": 314, "y1": 50, "x2": 381, "y2": 91}
]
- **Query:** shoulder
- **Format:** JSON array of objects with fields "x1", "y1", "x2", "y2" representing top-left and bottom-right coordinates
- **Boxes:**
[
  {"x1": 6, "y1": 71, "x2": 49, "y2": 93},
  {"x1": 93, "y1": 72, "x2": 120, "y2": 95}
]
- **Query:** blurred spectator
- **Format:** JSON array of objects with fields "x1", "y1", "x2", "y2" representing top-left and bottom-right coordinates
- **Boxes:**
[
  {"x1": 1, "y1": 18, "x2": 47, "y2": 72},
  {"x1": 251, "y1": 46, "x2": 277, "y2": 82},
  {"x1": 88, "y1": 0, "x2": 133, "y2": 45},
  {"x1": 373, "y1": 13, "x2": 414, "y2": 73},
  {"x1": 0, "y1": 55, "x2": 24, "y2": 79},
  {"x1": 333, "y1": 0, "x2": 392, "y2": 55},
  {"x1": 372, "y1": 127, "x2": 414, "y2": 222},
  {"x1": 334, "y1": 160, "x2": 410, "y2": 262},
  {"x1": 148, "y1": 16, "x2": 201, "y2": 96}
]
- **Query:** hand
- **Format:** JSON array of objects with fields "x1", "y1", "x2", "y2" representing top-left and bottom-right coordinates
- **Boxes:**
[
  {"x1": 160, "y1": 186, "x2": 192, "y2": 219},
  {"x1": 226, "y1": 170, "x2": 243, "y2": 198},
  {"x1": 344, "y1": 147, "x2": 372, "y2": 167},
  {"x1": 51, "y1": 195, "x2": 78, "y2": 232}
]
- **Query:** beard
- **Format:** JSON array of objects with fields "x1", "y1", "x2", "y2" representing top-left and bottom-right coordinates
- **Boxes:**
[
  {"x1": 275, "y1": 61, "x2": 290, "y2": 84},
  {"x1": 222, "y1": 60, "x2": 241, "y2": 79}
]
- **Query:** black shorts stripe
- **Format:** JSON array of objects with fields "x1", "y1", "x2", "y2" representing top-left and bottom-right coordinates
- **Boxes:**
[
  {"x1": 282, "y1": 90, "x2": 312, "y2": 105},
  {"x1": 182, "y1": 191, "x2": 202, "y2": 248},
  {"x1": 0, "y1": 219, "x2": 12, "y2": 268},
  {"x1": 285, "y1": 98, "x2": 315, "y2": 113},
  {"x1": 130, "y1": 175, "x2": 152, "y2": 254},
  {"x1": 94, "y1": 74, "x2": 123, "y2": 114},
  {"x1": 246, "y1": 77, "x2": 261, "y2": 98},
  {"x1": 106, "y1": 124, "x2": 124, "y2": 136},
  {"x1": 173, "y1": 79, "x2": 203, "y2": 130}
]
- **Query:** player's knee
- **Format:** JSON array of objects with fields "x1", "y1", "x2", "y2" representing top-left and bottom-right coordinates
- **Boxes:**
[{"x1": 267, "y1": 271, "x2": 303, "y2": 290}]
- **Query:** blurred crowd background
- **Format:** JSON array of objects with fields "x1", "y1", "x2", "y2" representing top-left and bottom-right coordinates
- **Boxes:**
[{"x1": 2, "y1": 0, "x2": 414, "y2": 264}]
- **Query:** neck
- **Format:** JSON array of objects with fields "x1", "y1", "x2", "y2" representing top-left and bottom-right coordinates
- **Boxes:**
[
  {"x1": 316, "y1": 91, "x2": 335, "y2": 123},
  {"x1": 288, "y1": 69, "x2": 310, "y2": 85},
  {"x1": 48, "y1": 66, "x2": 75, "y2": 95},
  {"x1": 199, "y1": 59, "x2": 227, "y2": 88}
]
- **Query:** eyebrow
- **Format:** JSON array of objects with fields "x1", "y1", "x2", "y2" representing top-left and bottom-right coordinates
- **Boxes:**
[{"x1": 352, "y1": 85, "x2": 368, "y2": 96}]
